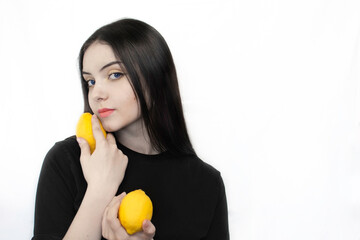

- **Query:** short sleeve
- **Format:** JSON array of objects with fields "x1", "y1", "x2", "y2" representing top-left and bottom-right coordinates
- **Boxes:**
[
  {"x1": 32, "y1": 140, "x2": 78, "y2": 240},
  {"x1": 204, "y1": 173, "x2": 230, "y2": 240}
]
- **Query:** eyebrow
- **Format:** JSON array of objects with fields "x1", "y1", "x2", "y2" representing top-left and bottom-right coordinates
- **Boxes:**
[{"x1": 82, "y1": 61, "x2": 122, "y2": 75}]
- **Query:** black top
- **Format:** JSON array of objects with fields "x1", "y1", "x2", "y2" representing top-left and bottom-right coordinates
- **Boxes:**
[{"x1": 32, "y1": 136, "x2": 229, "y2": 240}]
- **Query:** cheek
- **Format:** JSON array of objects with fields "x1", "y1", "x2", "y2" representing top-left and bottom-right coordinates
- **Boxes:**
[
  {"x1": 128, "y1": 92, "x2": 140, "y2": 115},
  {"x1": 121, "y1": 89, "x2": 140, "y2": 116},
  {"x1": 88, "y1": 93, "x2": 95, "y2": 112}
]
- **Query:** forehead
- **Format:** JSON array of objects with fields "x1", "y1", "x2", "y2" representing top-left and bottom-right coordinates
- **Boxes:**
[{"x1": 83, "y1": 42, "x2": 118, "y2": 70}]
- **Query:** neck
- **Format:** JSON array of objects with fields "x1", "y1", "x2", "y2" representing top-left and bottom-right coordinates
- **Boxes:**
[{"x1": 114, "y1": 119, "x2": 159, "y2": 155}]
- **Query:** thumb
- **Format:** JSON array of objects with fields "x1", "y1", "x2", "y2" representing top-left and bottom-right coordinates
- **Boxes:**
[
  {"x1": 77, "y1": 137, "x2": 91, "y2": 163},
  {"x1": 142, "y1": 220, "x2": 156, "y2": 238}
]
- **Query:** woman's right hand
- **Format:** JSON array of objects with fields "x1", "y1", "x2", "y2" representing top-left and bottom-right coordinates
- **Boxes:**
[
  {"x1": 102, "y1": 193, "x2": 156, "y2": 240},
  {"x1": 77, "y1": 114, "x2": 128, "y2": 195}
]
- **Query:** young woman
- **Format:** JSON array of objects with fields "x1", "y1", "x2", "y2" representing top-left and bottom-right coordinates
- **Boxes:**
[{"x1": 32, "y1": 18, "x2": 229, "y2": 240}]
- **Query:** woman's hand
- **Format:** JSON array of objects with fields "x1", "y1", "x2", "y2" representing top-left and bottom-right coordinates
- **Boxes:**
[
  {"x1": 77, "y1": 114, "x2": 128, "y2": 195},
  {"x1": 102, "y1": 193, "x2": 156, "y2": 240}
]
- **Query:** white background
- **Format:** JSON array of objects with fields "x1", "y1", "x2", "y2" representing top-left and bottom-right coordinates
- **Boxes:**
[{"x1": 1, "y1": 0, "x2": 360, "y2": 239}]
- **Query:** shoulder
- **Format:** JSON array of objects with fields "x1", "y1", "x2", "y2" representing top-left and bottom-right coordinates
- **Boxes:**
[
  {"x1": 174, "y1": 155, "x2": 227, "y2": 230},
  {"x1": 51, "y1": 135, "x2": 79, "y2": 153},
  {"x1": 178, "y1": 154, "x2": 224, "y2": 192},
  {"x1": 48, "y1": 135, "x2": 79, "y2": 155},
  {"x1": 184, "y1": 154, "x2": 221, "y2": 178},
  {"x1": 43, "y1": 135, "x2": 80, "y2": 168}
]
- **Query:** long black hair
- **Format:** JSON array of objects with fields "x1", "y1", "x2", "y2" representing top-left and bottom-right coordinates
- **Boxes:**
[{"x1": 78, "y1": 18, "x2": 196, "y2": 156}]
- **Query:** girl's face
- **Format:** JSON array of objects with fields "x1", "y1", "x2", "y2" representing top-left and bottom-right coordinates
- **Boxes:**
[{"x1": 82, "y1": 41, "x2": 141, "y2": 134}]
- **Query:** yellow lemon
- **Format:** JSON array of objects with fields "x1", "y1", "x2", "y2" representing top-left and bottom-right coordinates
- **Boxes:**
[
  {"x1": 76, "y1": 112, "x2": 107, "y2": 154},
  {"x1": 119, "y1": 189, "x2": 153, "y2": 235}
]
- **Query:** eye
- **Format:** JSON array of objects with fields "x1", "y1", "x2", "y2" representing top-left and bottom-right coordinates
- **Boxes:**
[
  {"x1": 109, "y1": 72, "x2": 124, "y2": 80},
  {"x1": 86, "y1": 79, "x2": 95, "y2": 87}
]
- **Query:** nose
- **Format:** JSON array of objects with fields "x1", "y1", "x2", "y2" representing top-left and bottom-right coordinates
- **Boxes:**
[{"x1": 91, "y1": 81, "x2": 109, "y2": 102}]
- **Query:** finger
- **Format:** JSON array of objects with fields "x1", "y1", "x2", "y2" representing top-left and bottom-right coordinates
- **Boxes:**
[
  {"x1": 108, "y1": 192, "x2": 126, "y2": 219},
  {"x1": 102, "y1": 205, "x2": 109, "y2": 229},
  {"x1": 142, "y1": 220, "x2": 156, "y2": 238},
  {"x1": 106, "y1": 132, "x2": 116, "y2": 146},
  {"x1": 91, "y1": 114, "x2": 106, "y2": 144},
  {"x1": 77, "y1": 137, "x2": 90, "y2": 164},
  {"x1": 102, "y1": 195, "x2": 118, "y2": 232},
  {"x1": 102, "y1": 206, "x2": 114, "y2": 240}
]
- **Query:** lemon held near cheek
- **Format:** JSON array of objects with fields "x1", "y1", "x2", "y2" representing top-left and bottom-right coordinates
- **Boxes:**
[
  {"x1": 76, "y1": 113, "x2": 107, "y2": 154},
  {"x1": 119, "y1": 189, "x2": 153, "y2": 235}
]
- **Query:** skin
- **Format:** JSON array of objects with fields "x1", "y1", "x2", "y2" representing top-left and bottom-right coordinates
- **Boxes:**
[
  {"x1": 63, "y1": 41, "x2": 156, "y2": 240},
  {"x1": 102, "y1": 193, "x2": 155, "y2": 240},
  {"x1": 84, "y1": 41, "x2": 157, "y2": 155}
]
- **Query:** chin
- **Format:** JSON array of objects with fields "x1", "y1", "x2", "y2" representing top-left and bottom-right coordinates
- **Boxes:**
[
  {"x1": 101, "y1": 121, "x2": 121, "y2": 133},
  {"x1": 105, "y1": 126, "x2": 121, "y2": 133}
]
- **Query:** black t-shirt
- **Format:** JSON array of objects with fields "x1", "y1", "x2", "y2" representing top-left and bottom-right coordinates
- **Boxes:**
[{"x1": 32, "y1": 135, "x2": 229, "y2": 240}]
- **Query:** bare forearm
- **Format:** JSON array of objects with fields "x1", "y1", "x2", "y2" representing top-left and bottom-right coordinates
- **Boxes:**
[
  {"x1": 65, "y1": 124, "x2": 127, "y2": 239},
  {"x1": 63, "y1": 186, "x2": 115, "y2": 240}
]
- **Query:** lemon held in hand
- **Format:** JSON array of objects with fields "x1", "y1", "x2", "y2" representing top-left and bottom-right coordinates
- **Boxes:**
[
  {"x1": 76, "y1": 112, "x2": 107, "y2": 154},
  {"x1": 119, "y1": 189, "x2": 153, "y2": 235}
]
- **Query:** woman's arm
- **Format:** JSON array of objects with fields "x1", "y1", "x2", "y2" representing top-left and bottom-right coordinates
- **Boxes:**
[
  {"x1": 63, "y1": 115, "x2": 128, "y2": 240},
  {"x1": 101, "y1": 193, "x2": 156, "y2": 240},
  {"x1": 63, "y1": 185, "x2": 116, "y2": 240},
  {"x1": 33, "y1": 139, "x2": 80, "y2": 240},
  {"x1": 205, "y1": 173, "x2": 230, "y2": 240}
]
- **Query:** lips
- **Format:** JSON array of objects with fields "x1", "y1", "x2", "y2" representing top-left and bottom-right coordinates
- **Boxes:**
[{"x1": 98, "y1": 108, "x2": 114, "y2": 118}]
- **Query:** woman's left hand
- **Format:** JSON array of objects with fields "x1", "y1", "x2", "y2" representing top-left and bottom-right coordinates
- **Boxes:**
[{"x1": 102, "y1": 192, "x2": 156, "y2": 240}]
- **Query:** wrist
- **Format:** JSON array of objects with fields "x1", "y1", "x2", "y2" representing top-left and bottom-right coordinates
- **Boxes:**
[{"x1": 86, "y1": 183, "x2": 118, "y2": 202}]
